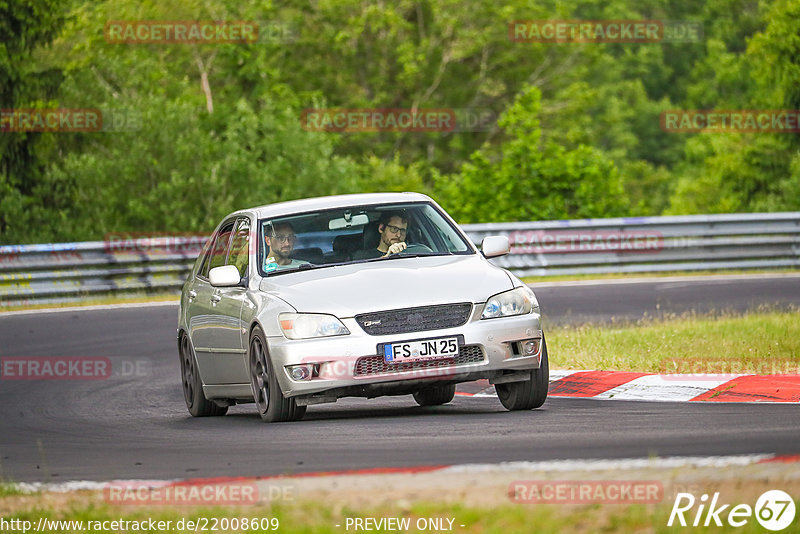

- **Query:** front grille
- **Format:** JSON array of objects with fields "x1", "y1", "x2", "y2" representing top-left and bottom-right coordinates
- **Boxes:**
[
  {"x1": 353, "y1": 344, "x2": 484, "y2": 376},
  {"x1": 355, "y1": 303, "x2": 472, "y2": 336}
]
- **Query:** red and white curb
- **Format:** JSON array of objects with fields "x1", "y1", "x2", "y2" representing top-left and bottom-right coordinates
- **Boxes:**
[{"x1": 456, "y1": 370, "x2": 800, "y2": 403}]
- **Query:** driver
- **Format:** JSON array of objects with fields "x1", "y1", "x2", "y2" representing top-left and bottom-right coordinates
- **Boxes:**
[
  {"x1": 355, "y1": 211, "x2": 408, "y2": 259},
  {"x1": 263, "y1": 222, "x2": 309, "y2": 272}
]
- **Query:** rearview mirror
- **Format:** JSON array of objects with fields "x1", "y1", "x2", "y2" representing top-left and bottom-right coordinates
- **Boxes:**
[
  {"x1": 481, "y1": 236, "x2": 510, "y2": 258},
  {"x1": 209, "y1": 265, "x2": 242, "y2": 287},
  {"x1": 329, "y1": 213, "x2": 369, "y2": 230}
]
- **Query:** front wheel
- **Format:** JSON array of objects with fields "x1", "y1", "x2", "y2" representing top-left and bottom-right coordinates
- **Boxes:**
[
  {"x1": 496, "y1": 337, "x2": 549, "y2": 411},
  {"x1": 179, "y1": 333, "x2": 228, "y2": 417},
  {"x1": 249, "y1": 326, "x2": 306, "y2": 423}
]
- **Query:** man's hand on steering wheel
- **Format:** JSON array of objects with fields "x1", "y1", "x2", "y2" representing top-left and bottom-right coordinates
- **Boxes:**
[{"x1": 384, "y1": 242, "x2": 407, "y2": 256}]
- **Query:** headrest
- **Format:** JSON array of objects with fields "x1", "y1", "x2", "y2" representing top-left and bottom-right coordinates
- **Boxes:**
[
  {"x1": 291, "y1": 247, "x2": 323, "y2": 264},
  {"x1": 332, "y1": 233, "x2": 362, "y2": 254},
  {"x1": 361, "y1": 221, "x2": 381, "y2": 250}
]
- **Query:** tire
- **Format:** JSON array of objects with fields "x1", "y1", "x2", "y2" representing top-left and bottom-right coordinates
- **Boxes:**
[
  {"x1": 179, "y1": 333, "x2": 228, "y2": 417},
  {"x1": 249, "y1": 326, "x2": 307, "y2": 423},
  {"x1": 496, "y1": 336, "x2": 549, "y2": 411},
  {"x1": 413, "y1": 383, "x2": 456, "y2": 406}
]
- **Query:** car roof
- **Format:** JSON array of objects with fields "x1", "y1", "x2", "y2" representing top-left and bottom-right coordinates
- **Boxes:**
[{"x1": 236, "y1": 192, "x2": 435, "y2": 219}]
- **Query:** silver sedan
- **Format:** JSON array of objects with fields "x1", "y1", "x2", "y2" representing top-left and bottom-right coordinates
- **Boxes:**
[{"x1": 177, "y1": 192, "x2": 548, "y2": 422}]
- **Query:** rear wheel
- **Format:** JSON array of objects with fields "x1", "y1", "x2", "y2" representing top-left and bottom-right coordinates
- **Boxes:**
[
  {"x1": 249, "y1": 326, "x2": 306, "y2": 422},
  {"x1": 413, "y1": 383, "x2": 456, "y2": 406},
  {"x1": 179, "y1": 333, "x2": 228, "y2": 417},
  {"x1": 496, "y1": 337, "x2": 549, "y2": 411}
]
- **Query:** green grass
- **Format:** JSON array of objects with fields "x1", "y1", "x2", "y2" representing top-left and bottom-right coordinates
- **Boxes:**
[
  {"x1": 547, "y1": 309, "x2": 800, "y2": 372},
  {"x1": 0, "y1": 498, "x2": 783, "y2": 533},
  {"x1": 0, "y1": 482, "x2": 27, "y2": 497},
  {"x1": 0, "y1": 488, "x2": 24, "y2": 497}
]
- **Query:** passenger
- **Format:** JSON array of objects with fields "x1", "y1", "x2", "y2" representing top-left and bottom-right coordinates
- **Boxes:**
[
  {"x1": 354, "y1": 211, "x2": 408, "y2": 259},
  {"x1": 263, "y1": 222, "x2": 309, "y2": 272}
]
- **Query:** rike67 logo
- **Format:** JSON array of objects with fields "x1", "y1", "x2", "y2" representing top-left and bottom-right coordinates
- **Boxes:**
[{"x1": 668, "y1": 490, "x2": 796, "y2": 531}]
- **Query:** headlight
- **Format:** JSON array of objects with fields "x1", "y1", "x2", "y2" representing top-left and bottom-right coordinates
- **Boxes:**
[
  {"x1": 278, "y1": 313, "x2": 350, "y2": 339},
  {"x1": 481, "y1": 286, "x2": 539, "y2": 319}
]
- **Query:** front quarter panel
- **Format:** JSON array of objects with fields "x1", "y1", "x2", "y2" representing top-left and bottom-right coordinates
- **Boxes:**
[{"x1": 251, "y1": 285, "x2": 297, "y2": 339}]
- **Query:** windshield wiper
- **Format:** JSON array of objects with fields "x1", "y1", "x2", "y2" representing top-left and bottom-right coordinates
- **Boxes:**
[{"x1": 393, "y1": 251, "x2": 452, "y2": 258}]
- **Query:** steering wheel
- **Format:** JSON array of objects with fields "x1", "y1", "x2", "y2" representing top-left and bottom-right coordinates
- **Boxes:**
[{"x1": 401, "y1": 243, "x2": 433, "y2": 254}]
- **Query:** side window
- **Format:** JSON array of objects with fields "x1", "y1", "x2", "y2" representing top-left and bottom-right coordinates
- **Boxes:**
[
  {"x1": 227, "y1": 218, "x2": 250, "y2": 278},
  {"x1": 199, "y1": 220, "x2": 236, "y2": 278}
]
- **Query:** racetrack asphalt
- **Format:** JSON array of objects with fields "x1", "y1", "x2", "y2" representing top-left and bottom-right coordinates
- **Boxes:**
[
  {"x1": 1, "y1": 274, "x2": 799, "y2": 483},
  {"x1": 529, "y1": 272, "x2": 800, "y2": 325}
]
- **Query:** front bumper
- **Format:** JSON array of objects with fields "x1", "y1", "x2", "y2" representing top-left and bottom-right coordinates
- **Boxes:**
[{"x1": 266, "y1": 307, "x2": 543, "y2": 399}]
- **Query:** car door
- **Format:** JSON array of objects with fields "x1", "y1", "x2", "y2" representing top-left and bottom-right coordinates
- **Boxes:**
[
  {"x1": 205, "y1": 216, "x2": 251, "y2": 384},
  {"x1": 186, "y1": 219, "x2": 236, "y2": 385}
]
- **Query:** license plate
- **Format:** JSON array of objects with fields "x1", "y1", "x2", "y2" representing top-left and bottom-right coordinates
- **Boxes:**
[{"x1": 383, "y1": 336, "x2": 459, "y2": 364}]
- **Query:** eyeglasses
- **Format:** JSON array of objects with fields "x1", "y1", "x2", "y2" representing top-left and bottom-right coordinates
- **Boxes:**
[
  {"x1": 272, "y1": 234, "x2": 296, "y2": 242},
  {"x1": 385, "y1": 224, "x2": 407, "y2": 236}
]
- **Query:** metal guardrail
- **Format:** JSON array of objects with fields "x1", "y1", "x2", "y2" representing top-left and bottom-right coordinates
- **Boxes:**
[
  {"x1": 0, "y1": 240, "x2": 202, "y2": 307},
  {"x1": 1, "y1": 212, "x2": 799, "y2": 307},
  {"x1": 464, "y1": 212, "x2": 800, "y2": 277}
]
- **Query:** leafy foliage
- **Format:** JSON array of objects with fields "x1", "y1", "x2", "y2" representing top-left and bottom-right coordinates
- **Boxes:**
[
  {"x1": 1, "y1": 0, "x2": 797, "y2": 244},
  {"x1": 0, "y1": 0, "x2": 68, "y2": 239},
  {"x1": 434, "y1": 86, "x2": 626, "y2": 222}
]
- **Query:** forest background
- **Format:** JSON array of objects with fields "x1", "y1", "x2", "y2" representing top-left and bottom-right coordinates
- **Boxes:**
[{"x1": 2, "y1": 0, "x2": 799, "y2": 244}]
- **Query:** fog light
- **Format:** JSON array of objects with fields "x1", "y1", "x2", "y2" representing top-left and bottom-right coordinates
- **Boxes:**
[
  {"x1": 522, "y1": 338, "x2": 541, "y2": 356},
  {"x1": 288, "y1": 365, "x2": 312, "y2": 381}
]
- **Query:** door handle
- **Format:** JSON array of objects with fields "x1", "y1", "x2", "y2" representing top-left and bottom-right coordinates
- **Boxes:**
[
  {"x1": 187, "y1": 290, "x2": 197, "y2": 301},
  {"x1": 210, "y1": 294, "x2": 221, "y2": 304}
]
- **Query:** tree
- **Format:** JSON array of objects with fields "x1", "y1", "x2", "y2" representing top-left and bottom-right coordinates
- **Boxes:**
[
  {"x1": 0, "y1": 0, "x2": 67, "y2": 241},
  {"x1": 667, "y1": 0, "x2": 800, "y2": 213},
  {"x1": 435, "y1": 85, "x2": 627, "y2": 222}
]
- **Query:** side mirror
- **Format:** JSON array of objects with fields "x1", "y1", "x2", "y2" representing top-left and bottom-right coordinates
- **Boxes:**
[
  {"x1": 480, "y1": 236, "x2": 510, "y2": 258},
  {"x1": 209, "y1": 265, "x2": 243, "y2": 287}
]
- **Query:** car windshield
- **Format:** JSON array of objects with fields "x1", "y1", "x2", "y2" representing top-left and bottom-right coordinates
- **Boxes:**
[{"x1": 257, "y1": 202, "x2": 473, "y2": 276}]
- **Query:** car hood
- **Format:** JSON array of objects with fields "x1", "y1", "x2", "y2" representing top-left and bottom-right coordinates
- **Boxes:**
[{"x1": 258, "y1": 254, "x2": 513, "y2": 317}]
